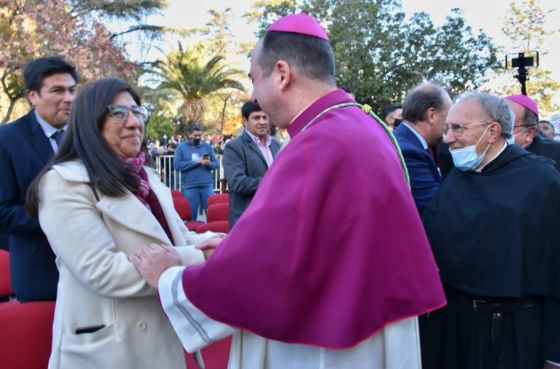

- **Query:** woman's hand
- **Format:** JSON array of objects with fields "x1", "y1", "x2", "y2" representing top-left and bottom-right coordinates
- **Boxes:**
[{"x1": 196, "y1": 236, "x2": 224, "y2": 260}]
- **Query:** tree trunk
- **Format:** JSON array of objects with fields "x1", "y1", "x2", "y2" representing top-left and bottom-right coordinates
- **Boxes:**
[
  {"x1": 1, "y1": 99, "x2": 16, "y2": 124},
  {"x1": 220, "y1": 95, "x2": 230, "y2": 134}
]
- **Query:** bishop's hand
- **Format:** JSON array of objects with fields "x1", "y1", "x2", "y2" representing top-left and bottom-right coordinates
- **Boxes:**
[{"x1": 129, "y1": 244, "x2": 181, "y2": 288}]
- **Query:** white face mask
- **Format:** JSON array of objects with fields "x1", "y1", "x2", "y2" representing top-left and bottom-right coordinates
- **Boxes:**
[{"x1": 449, "y1": 126, "x2": 491, "y2": 171}]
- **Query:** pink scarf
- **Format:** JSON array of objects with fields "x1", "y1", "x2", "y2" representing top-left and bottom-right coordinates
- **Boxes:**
[{"x1": 123, "y1": 152, "x2": 151, "y2": 208}]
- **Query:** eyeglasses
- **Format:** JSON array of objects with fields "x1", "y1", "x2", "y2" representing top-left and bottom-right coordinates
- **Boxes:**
[
  {"x1": 442, "y1": 122, "x2": 492, "y2": 136},
  {"x1": 513, "y1": 124, "x2": 535, "y2": 130},
  {"x1": 107, "y1": 104, "x2": 149, "y2": 124}
]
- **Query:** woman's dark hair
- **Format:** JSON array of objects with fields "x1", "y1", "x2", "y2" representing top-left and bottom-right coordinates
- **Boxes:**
[{"x1": 27, "y1": 77, "x2": 152, "y2": 217}]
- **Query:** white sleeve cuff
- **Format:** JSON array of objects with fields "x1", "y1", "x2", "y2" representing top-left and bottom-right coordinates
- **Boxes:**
[{"x1": 158, "y1": 266, "x2": 235, "y2": 353}]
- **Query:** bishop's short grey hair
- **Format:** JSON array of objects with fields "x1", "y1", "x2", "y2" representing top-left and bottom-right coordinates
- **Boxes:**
[{"x1": 455, "y1": 92, "x2": 513, "y2": 139}]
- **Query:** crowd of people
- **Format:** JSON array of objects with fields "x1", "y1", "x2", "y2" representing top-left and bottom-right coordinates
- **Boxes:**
[{"x1": 0, "y1": 11, "x2": 559, "y2": 369}]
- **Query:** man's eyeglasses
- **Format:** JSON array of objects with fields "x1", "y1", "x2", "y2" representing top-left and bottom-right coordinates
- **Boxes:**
[
  {"x1": 107, "y1": 104, "x2": 149, "y2": 124},
  {"x1": 513, "y1": 124, "x2": 535, "y2": 130},
  {"x1": 442, "y1": 122, "x2": 492, "y2": 136}
]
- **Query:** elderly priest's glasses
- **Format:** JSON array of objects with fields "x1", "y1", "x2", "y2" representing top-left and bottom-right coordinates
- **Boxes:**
[{"x1": 442, "y1": 122, "x2": 492, "y2": 136}]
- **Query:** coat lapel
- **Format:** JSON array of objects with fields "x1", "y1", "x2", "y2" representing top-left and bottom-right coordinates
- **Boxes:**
[
  {"x1": 270, "y1": 141, "x2": 281, "y2": 158},
  {"x1": 399, "y1": 124, "x2": 442, "y2": 182},
  {"x1": 146, "y1": 168, "x2": 186, "y2": 246},
  {"x1": 24, "y1": 111, "x2": 55, "y2": 162},
  {"x1": 96, "y1": 190, "x2": 171, "y2": 245},
  {"x1": 55, "y1": 161, "x2": 176, "y2": 245}
]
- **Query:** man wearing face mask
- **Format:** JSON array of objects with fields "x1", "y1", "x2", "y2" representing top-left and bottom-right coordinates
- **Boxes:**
[
  {"x1": 381, "y1": 104, "x2": 403, "y2": 130},
  {"x1": 505, "y1": 94, "x2": 560, "y2": 171},
  {"x1": 174, "y1": 123, "x2": 218, "y2": 221},
  {"x1": 421, "y1": 92, "x2": 560, "y2": 369}
]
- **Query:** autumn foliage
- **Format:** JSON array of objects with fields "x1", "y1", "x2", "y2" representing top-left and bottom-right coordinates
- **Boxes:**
[{"x1": 0, "y1": 0, "x2": 135, "y2": 123}]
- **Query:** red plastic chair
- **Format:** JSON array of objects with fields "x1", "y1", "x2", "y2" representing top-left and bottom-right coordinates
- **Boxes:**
[
  {"x1": 173, "y1": 197, "x2": 205, "y2": 230},
  {"x1": 185, "y1": 336, "x2": 232, "y2": 369},
  {"x1": 185, "y1": 220, "x2": 205, "y2": 232},
  {"x1": 0, "y1": 301, "x2": 55, "y2": 369},
  {"x1": 173, "y1": 197, "x2": 193, "y2": 220},
  {"x1": 207, "y1": 194, "x2": 229, "y2": 207},
  {"x1": 206, "y1": 203, "x2": 229, "y2": 223},
  {"x1": 196, "y1": 221, "x2": 229, "y2": 234},
  {"x1": 171, "y1": 189, "x2": 183, "y2": 198},
  {"x1": 0, "y1": 249, "x2": 11, "y2": 298}
]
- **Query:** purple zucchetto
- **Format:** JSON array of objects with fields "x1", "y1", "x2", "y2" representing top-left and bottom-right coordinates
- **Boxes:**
[
  {"x1": 506, "y1": 94, "x2": 539, "y2": 117},
  {"x1": 267, "y1": 12, "x2": 329, "y2": 41}
]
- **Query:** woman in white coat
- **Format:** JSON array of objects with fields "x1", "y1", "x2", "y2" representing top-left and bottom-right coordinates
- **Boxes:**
[{"x1": 26, "y1": 78, "x2": 221, "y2": 369}]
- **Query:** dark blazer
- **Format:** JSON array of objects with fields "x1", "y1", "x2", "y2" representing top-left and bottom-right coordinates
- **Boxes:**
[
  {"x1": 527, "y1": 134, "x2": 560, "y2": 171},
  {"x1": 437, "y1": 142, "x2": 454, "y2": 179},
  {"x1": 0, "y1": 110, "x2": 59, "y2": 301},
  {"x1": 222, "y1": 131, "x2": 281, "y2": 227},
  {"x1": 394, "y1": 123, "x2": 442, "y2": 214}
]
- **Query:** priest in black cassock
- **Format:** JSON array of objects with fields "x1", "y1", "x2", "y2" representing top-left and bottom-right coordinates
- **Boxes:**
[{"x1": 421, "y1": 92, "x2": 560, "y2": 369}]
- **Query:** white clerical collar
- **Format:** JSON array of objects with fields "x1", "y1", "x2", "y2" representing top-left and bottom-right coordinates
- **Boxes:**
[
  {"x1": 402, "y1": 122, "x2": 428, "y2": 150},
  {"x1": 476, "y1": 142, "x2": 508, "y2": 172}
]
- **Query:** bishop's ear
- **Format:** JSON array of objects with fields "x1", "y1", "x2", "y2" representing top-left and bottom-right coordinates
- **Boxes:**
[{"x1": 275, "y1": 60, "x2": 292, "y2": 91}]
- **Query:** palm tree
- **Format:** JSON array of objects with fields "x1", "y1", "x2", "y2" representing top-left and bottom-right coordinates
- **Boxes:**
[{"x1": 153, "y1": 43, "x2": 244, "y2": 134}]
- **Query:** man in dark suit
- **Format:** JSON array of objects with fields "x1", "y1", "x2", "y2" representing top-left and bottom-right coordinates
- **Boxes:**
[
  {"x1": 506, "y1": 94, "x2": 560, "y2": 171},
  {"x1": 0, "y1": 56, "x2": 78, "y2": 301},
  {"x1": 222, "y1": 101, "x2": 281, "y2": 226},
  {"x1": 394, "y1": 82, "x2": 451, "y2": 214}
]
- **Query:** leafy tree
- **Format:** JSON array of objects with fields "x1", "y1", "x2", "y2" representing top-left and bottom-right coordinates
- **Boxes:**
[
  {"x1": 246, "y1": 0, "x2": 297, "y2": 38},
  {"x1": 0, "y1": 0, "x2": 164, "y2": 123},
  {"x1": 146, "y1": 109, "x2": 176, "y2": 142},
  {"x1": 151, "y1": 43, "x2": 245, "y2": 134},
  {"x1": 68, "y1": 0, "x2": 166, "y2": 40},
  {"x1": 428, "y1": 9, "x2": 498, "y2": 96},
  {"x1": 487, "y1": 0, "x2": 560, "y2": 114},
  {"x1": 201, "y1": 8, "x2": 235, "y2": 57},
  {"x1": 247, "y1": 0, "x2": 498, "y2": 112},
  {"x1": 203, "y1": 90, "x2": 252, "y2": 136},
  {"x1": 502, "y1": 0, "x2": 552, "y2": 51}
]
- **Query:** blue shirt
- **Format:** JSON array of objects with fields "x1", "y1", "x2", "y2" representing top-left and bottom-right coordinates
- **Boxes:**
[{"x1": 173, "y1": 141, "x2": 218, "y2": 189}]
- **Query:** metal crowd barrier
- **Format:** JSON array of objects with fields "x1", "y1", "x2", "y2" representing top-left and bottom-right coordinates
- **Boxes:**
[{"x1": 154, "y1": 154, "x2": 225, "y2": 193}]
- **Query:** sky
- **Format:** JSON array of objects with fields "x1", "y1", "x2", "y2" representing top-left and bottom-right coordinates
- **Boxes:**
[{"x1": 133, "y1": 0, "x2": 560, "y2": 100}]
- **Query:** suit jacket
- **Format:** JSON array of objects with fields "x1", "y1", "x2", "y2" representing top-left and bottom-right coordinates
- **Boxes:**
[
  {"x1": 0, "y1": 110, "x2": 58, "y2": 301},
  {"x1": 222, "y1": 131, "x2": 281, "y2": 226},
  {"x1": 527, "y1": 134, "x2": 560, "y2": 171},
  {"x1": 39, "y1": 161, "x2": 218, "y2": 369},
  {"x1": 394, "y1": 123, "x2": 442, "y2": 214},
  {"x1": 437, "y1": 142, "x2": 454, "y2": 178}
]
